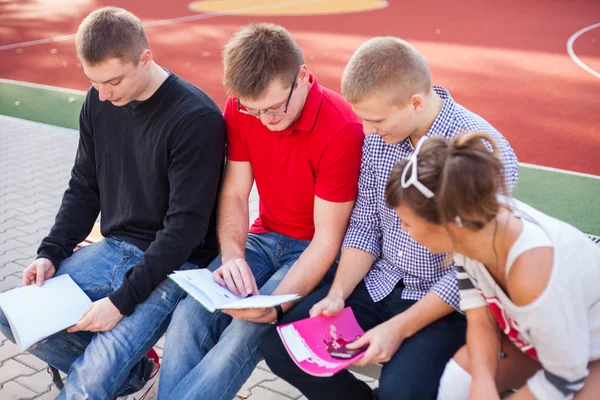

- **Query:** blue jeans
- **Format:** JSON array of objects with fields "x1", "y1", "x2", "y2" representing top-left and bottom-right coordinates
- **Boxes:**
[
  {"x1": 0, "y1": 238, "x2": 195, "y2": 400},
  {"x1": 158, "y1": 232, "x2": 336, "y2": 400},
  {"x1": 261, "y1": 280, "x2": 467, "y2": 400}
]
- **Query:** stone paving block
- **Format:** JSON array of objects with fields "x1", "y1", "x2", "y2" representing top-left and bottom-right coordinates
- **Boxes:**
[
  {"x1": 238, "y1": 366, "x2": 278, "y2": 397},
  {"x1": 0, "y1": 341, "x2": 22, "y2": 363},
  {"x1": 0, "y1": 263, "x2": 25, "y2": 280},
  {"x1": 242, "y1": 386, "x2": 298, "y2": 400},
  {"x1": 0, "y1": 359, "x2": 36, "y2": 384},
  {"x1": 0, "y1": 229, "x2": 30, "y2": 244},
  {"x1": 14, "y1": 354, "x2": 47, "y2": 372},
  {"x1": 0, "y1": 215, "x2": 31, "y2": 230},
  {"x1": 260, "y1": 377, "x2": 303, "y2": 398},
  {"x1": 16, "y1": 369, "x2": 53, "y2": 394},
  {"x1": 12, "y1": 203, "x2": 54, "y2": 216},
  {"x1": 14, "y1": 210, "x2": 55, "y2": 226},
  {"x1": 0, "y1": 380, "x2": 38, "y2": 400},
  {"x1": 0, "y1": 250, "x2": 33, "y2": 265},
  {"x1": 12, "y1": 233, "x2": 46, "y2": 247},
  {"x1": 10, "y1": 222, "x2": 51, "y2": 236},
  {"x1": 34, "y1": 386, "x2": 60, "y2": 400},
  {"x1": 0, "y1": 239, "x2": 31, "y2": 255},
  {"x1": 0, "y1": 276, "x2": 22, "y2": 292},
  {"x1": 256, "y1": 360, "x2": 271, "y2": 372},
  {"x1": 9, "y1": 258, "x2": 30, "y2": 269}
]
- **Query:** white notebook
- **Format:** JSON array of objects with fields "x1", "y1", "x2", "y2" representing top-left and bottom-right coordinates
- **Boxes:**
[
  {"x1": 169, "y1": 269, "x2": 300, "y2": 312},
  {"x1": 0, "y1": 275, "x2": 92, "y2": 351}
]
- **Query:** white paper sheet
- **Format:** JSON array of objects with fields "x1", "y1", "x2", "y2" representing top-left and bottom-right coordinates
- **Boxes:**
[{"x1": 0, "y1": 275, "x2": 92, "y2": 351}]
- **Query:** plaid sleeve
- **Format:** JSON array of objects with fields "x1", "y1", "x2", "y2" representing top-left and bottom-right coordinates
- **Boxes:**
[
  {"x1": 430, "y1": 263, "x2": 461, "y2": 311},
  {"x1": 492, "y1": 132, "x2": 520, "y2": 194},
  {"x1": 342, "y1": 139, "x2": 382, "y2": 259}
]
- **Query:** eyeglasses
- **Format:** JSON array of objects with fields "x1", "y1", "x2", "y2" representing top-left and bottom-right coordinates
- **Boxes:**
[
  {"x1": 237, "y1": 75, "x2": 297, "y2": 117},
  {"x1": 401, "y1": 136, "x2": 435, "y2": 198}
]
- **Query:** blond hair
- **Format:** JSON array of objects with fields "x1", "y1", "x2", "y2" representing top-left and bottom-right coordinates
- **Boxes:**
[
  {"x1": 76, "y1": 7, "x2": 148, "y2": 65},
  {"x1": 342, "y1": 37, "x2": 431, "y2": 106},
  {"x1": 222, "y1": 23, "x2": 304, "y2": 99}
]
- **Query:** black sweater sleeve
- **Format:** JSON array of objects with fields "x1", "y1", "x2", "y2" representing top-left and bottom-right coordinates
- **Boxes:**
[
  {"x1": 37, "y1": 93, "x2": 101, "y2": 267},
  {"x1": 108, "y1": 111, "x2": 226, "y2": 315}
]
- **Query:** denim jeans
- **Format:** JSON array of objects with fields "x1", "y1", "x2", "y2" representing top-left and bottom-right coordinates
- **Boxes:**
[
  {"x1": 158, "y1": 232, "x2": 336, "y2": 400},
  {"x1": 260, "y1": 280, "x2": 467, "y2": 400},
  {"x1": 0, "y1": 237, "x2": 195, "y2": 399}
]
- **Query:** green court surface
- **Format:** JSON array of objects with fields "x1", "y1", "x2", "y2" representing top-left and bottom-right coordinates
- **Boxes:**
[
  {"x1": 0, "y1": 80, "x2": 84, "y2": 130},
  {"x1": 514, "y1": 167, "x2": 600, "y2": 236},
  {"x1": 1, "y1": 80, "x2": 599, "y2": 236}
]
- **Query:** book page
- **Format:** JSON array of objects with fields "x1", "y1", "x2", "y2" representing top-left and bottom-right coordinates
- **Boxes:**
[
  {"x1": 170, "y1": 269, "x2": 301, "y2": 311},
  {"x1": 171, "y1": 269, "x2": 246, "y2": 310},
  {"x1": 279, "y1": 324, "x2": 312, "y2": 362},
  {"x1": 0, "y1": 275, "x2": 91, "y2": 351},
  {"x1": 220, "y1": 294, "x2": 301, "y2": 310}
]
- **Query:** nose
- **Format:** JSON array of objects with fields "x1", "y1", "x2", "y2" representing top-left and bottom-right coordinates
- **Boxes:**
[
  {"x1": 259, "y1": 113, "x2": 277, "y2": 125},
  {"x1": 362, "y1": 123, "x2": 377, "y2": 136},
  {"x1": 98, "y1": 85, "x2": 112, "y2": 102}
]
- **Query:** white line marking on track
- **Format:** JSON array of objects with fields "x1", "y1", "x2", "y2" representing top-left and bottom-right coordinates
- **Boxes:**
[
  {"x1": 566, "y1": 22, "x2": 600, "y2": 80},
  {"x1": 519, "y1": 162, "x2": 600, "y2": 180}
]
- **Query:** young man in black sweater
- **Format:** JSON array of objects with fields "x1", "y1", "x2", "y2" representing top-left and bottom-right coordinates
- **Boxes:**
[{"x1": 0, "y1": 7, "x2": 225, "y2": 400}]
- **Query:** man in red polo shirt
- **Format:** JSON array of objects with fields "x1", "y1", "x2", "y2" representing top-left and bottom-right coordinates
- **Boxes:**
[{"x1": 157, "y1": 23, "x2": 364, "y2": 399}]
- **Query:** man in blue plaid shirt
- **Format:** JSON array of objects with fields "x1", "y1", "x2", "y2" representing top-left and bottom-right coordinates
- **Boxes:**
[{"x1": 261, "y1": 37, "x2": 519, "y2": 399}]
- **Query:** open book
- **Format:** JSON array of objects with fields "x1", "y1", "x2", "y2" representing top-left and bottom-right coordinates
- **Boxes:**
[
  {"x1": 168, "y1": 269, "x2": 300, "y2": 312},
  {"x1": 277, "y1": 307, "x2": 367, "y2": 377},
  {"x1": 0, "y1": 275, "x2": 91, "y2": 352}
]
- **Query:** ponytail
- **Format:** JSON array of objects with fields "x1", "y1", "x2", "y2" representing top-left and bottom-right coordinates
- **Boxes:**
[{"x1": 385, "y1": 132, "x2": 506, "y2": 230}]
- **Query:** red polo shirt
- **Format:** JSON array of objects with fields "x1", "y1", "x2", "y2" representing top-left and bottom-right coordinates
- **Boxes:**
[{"x1": 224, "y1": 74, "x2": 364, "y2": 240}]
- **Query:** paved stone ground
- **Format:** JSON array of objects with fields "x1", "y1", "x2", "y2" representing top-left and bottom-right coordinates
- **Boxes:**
[{"x1": 0, "y1": 116, "x2": 376, "y2": 399}]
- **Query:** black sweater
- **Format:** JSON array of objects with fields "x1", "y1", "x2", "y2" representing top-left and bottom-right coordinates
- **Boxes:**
[{"x1": 37, "y1": 73, "x2": 226, "y2": 316}]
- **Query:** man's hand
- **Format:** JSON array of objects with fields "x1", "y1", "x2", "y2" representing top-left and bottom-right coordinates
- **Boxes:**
[
  {"x1": 68, "y1": 297, "x2": 123, "y2": 333},
  {"x1": 349, "y1": 318, "x2": 407, "y2": 367},
  {"x1": 23, "y1": 258, "x2": 56, "y2": 286},
  {"x1": 309, "y1": 294, "x2": 345, "y2": 318},
  {"x1": 222, "y1": 307, "x2": 277, "y2": 324},
  {"x1": 213, "y1": 258, "x2": 259, "y2": 297}
]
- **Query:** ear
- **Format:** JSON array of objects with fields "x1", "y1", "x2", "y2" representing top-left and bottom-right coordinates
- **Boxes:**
[
  {"x1": 139, "y1": 49, "x2": 153, "y2": 69},
  {"x1": 298, "y1": 64, "x2": 310, "y2": 85},
  {"x1": 410, "y1": 93, "x2": 425, "y2": 113}
]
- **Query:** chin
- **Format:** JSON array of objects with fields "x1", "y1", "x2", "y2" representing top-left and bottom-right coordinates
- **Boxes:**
[
  {"x1": 266, "y1": 121, "x2": 291, "y2": 132},
  {"x1": 109, "y1": 98, "x2": 128, "y2": 106}
]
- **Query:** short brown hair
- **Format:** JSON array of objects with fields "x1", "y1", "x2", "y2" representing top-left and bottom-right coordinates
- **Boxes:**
[
  {"x1": 222, "y1": 23, "x2": 304, "y2": 99},
  {"x1": 385, "y1": 132, "x2": 507, "y2": 231},
  {"x1": 342, "y1": 37, "x2": 431, "y2": 105},
  {"x1": 76, "y1": 7, "x2": 149, "y2": 65}
]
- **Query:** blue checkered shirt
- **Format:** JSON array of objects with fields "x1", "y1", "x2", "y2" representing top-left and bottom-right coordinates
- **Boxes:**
[{"x1": 342, "y1": 86, "x2": 519, "y2": 310}]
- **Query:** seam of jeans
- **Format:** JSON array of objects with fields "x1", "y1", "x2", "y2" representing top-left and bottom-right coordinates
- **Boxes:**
[
  {"x1": 106, "y1": 286, "x2": 186, "y2": 395},
  {"x1": 110, "y1": 246, "x2": 136, "y2": 287},
  {"x1": 200, "y1": 310, "x2": 231, "y2": 354},
  {"x1": 215, "y1": 333, "x2": 268, "y2": 400},
  {"x1": 85, "y1": 283, "x2": 113, "y2": 294},
  {"x1": 273, "y1": 234, "x2": 294, "y2": 269},
  {"x1": 54, "y1": 337, "x2": 87, "y2": 356}
]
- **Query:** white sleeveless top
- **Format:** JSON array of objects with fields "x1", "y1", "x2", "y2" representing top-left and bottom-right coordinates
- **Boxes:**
[{"x1": 455, "y1": 198, "x2": 600, "y2": 400}]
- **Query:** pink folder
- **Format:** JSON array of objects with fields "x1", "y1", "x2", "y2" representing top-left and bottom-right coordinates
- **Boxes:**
[{"x1": 276, "y1": 307, "x2": 367, "y2": 377}]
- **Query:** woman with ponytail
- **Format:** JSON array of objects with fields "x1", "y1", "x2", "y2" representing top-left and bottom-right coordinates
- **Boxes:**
[{"x1": 385, "y1": 132, "x2": 600, "y2": 400}]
